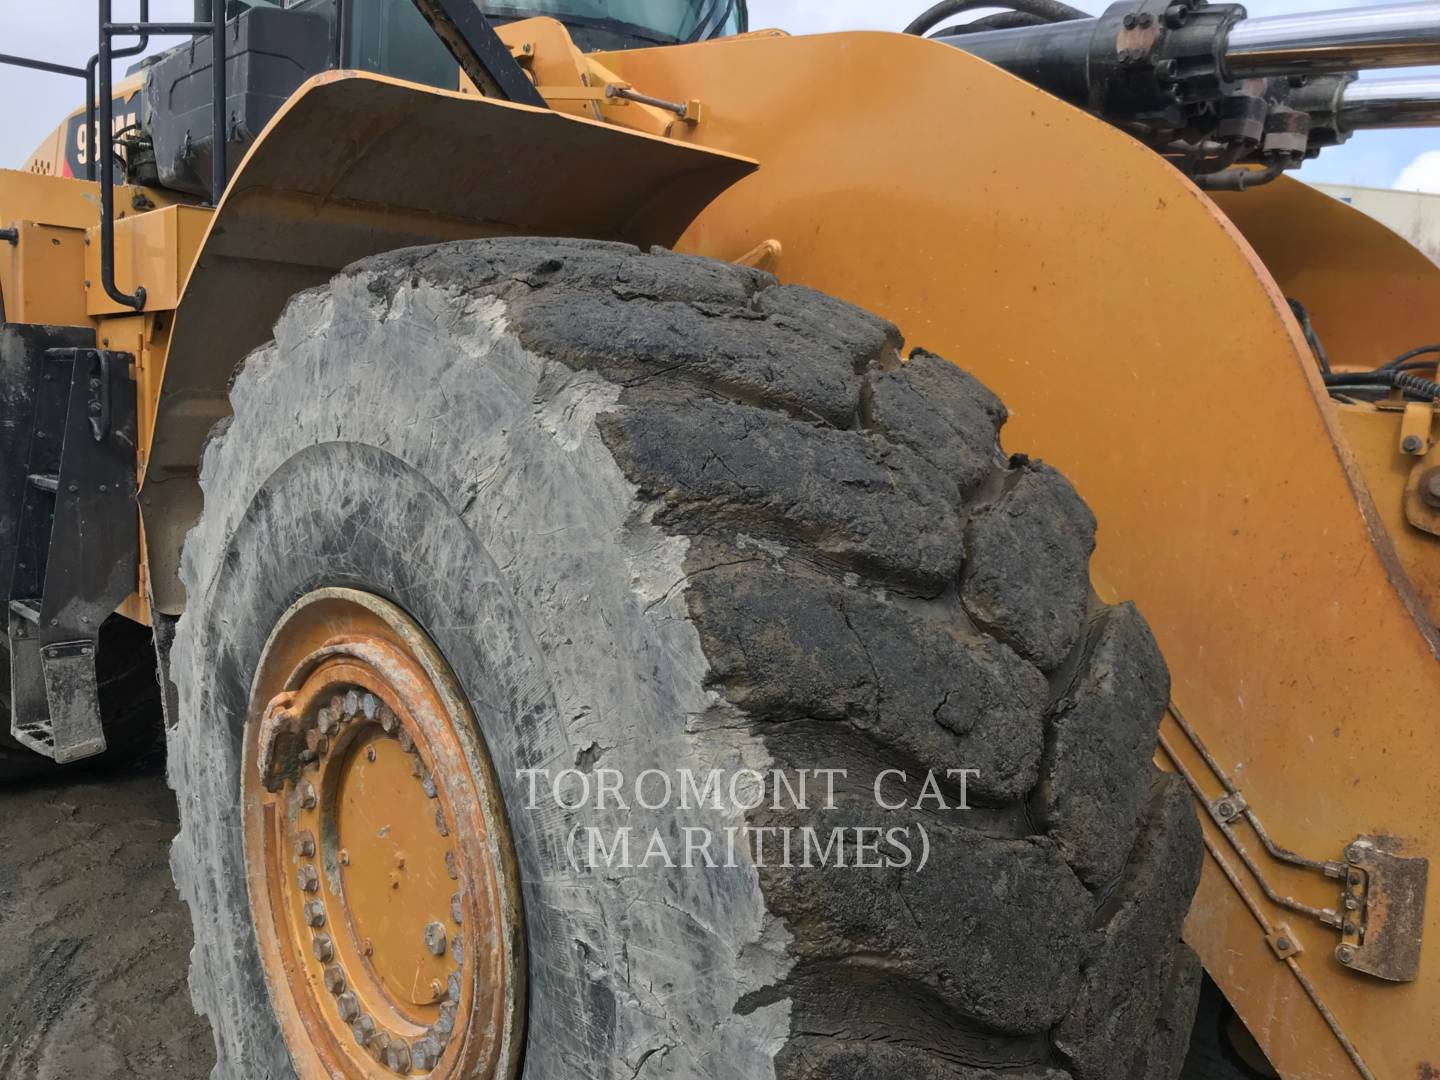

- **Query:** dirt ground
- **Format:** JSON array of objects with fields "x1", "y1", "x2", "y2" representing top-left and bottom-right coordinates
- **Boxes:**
[{"x1": 0, "y1": 751, "x2": 216, "y2": 1079}]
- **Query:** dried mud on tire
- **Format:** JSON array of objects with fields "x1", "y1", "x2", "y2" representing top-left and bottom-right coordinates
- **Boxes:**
[{"x1": 0, "y1": 758, "x2": 214, "y2": 1078}]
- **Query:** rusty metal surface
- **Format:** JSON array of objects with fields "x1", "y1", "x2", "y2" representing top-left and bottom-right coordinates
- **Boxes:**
[
  {"x1": 244, "y1": 588, "x2": 523, "y2": 1078},
  {"x1": 1340, "y1": 840, "x2": 1429, "y2": 984},
  {"x1": 599, "y1": 30, "x2": 1440, "y2": 1079},
  {"x1": 142, "y1": 70, "x2": 754, "y2": 614}
]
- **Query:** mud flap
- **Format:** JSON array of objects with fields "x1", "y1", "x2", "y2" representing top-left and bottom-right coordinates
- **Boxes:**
[{"x1": 0, "y1": 325, "x2": 139, "y2": 763}]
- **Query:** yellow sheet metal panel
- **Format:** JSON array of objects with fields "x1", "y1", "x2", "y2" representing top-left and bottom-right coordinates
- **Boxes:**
[
  {"x1": 84, "y1": 204, "x2": 212, "y2": 316},
  {"x1": 2, "y1": 221, "x2": 86, "y2": 326},
  {"x1": 1214, "y1": 179, "x2": 1440, "y2": 371},
  {"x1": 603, "y1": 30, "x2": 1440, "y2": 1077},
  {"x1": 1337, "y1": 404, "x2": 1440, "y2": 624}
]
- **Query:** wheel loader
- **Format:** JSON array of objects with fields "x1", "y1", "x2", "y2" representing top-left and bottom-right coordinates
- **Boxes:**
[{"x1": 2, "y1": 0, "x2": 1439, "y2": 1077}]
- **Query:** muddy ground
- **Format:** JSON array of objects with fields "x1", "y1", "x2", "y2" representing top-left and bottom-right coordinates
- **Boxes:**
[{"x1": 0, "y1": 751, "x2": 215, "y2": 1079}]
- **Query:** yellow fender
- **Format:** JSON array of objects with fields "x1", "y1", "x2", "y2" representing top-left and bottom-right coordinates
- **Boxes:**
[{"x1": 152, "y1": 27, "x2": 1440, "y2": 1077}]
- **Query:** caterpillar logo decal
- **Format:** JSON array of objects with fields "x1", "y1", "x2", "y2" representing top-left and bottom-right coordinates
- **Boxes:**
[{"x1": 63, "y1": 89, "x2": 141, "y2": 180}]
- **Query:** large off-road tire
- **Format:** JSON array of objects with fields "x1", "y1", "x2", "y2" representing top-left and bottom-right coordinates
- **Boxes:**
[
  {"x1": 0, "y1": 615, "x2": 164, "y2": 782},
  {"x1": 169, "y1": 237, "x2": 1203, "y2": 1079}
]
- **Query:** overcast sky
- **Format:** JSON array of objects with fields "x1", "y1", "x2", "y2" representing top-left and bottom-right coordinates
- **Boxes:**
[{"x1": 2, "y1": 0, "x2": 1437, "y2": 189}]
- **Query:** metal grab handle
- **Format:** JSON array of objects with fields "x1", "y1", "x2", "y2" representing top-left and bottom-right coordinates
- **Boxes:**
[{"x1": 96, "y1": 0, "x2": 226, "y2": 311}]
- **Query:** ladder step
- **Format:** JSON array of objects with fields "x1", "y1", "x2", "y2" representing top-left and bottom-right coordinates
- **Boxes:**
[
  {"x1": 8, "y1": 599, "x2": 40, "y2": 623},
  {"x1": 27, "y1": 473, "x2": 59, "y2": 493}
]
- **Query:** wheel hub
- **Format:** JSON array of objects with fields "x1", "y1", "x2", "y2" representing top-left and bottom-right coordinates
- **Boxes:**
[{"x1": 242, "y1": 589, "x2": 523, "y2": 1077}]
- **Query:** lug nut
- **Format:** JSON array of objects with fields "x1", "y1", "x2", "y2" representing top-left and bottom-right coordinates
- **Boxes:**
[
  {"x1": 305, "y1": 901, "x2": 326, "y2": 928},
  {"x1": 299, "y1": 781, "x2": 317, "y2": 810},
  {"x1": 1336, "y1": 944, "x2": 1356, "y2": 965},
  {"x1": 397, "y1": 727, "x2": 414, "y2": 752},
  {"x1": 296, "y1": 830, "x2": 316, "y2": 858},
  {"x1": 1403, "y1": 434, "x2": 1425, "y2": 455},
  {"x1": 451, "y1": 891, "x2": 463, "y2": 925},
  {"x1": 411, "y1": 1037, "x2": 438, "y2": 1071},
  {"x1": 317, "y1": 706, "x2": 337, "y2": 735},
  {"x1": 385, "y1": 1038, "x2": 412, "y2": 1073},
  {"x1": 379, "y1": 704, "x2": 397, "y2": 733},
  {"x1": 444, "y1": 850, "x2": 458, "y2": 880},
  {"x1": 313, "y1": 933, "x2": 334, "y2": 962},
  {"x1": 451, "y1": 932, "x2": 463, "y2": 964},
  {"x1": 370, "y1": 1031, "x2": 391, "y2": 1062},
  {"x1": 422, "y1": 773, "x2": 438, "y2": 799},
  {"x1": 298, "y1": 865, "x2": 320, "y2": 893},
  {"x1": 435, "y1": 808, "x2": 449, "y2": 837},
  {"x1": 424, "y1": 921, "x2": 448, "y2": 956},
  {"x1": 447, "y1": 971, "x2": 461, "y2": 1002},
  {"x1": 430, "y1": 1019, "x2": 451, "y2": 1052},
  {"x1": 324, "y1": 966, "x2": 347, "y2": 995},
  {"x1": 345, "y1": 689, "x2": 360, "y2": 717},
  {"x1": 435, "y1": 1001, "x2": 456, "y2": 1036},
  {"x1": 337, "y1": 990, "x2": 360, "y2": 1020},
  {"x1": 362, "y1": 693, "x2": 379, "y2": 720},
  {"x1": 352, "y1": 1014, "x2": 377, "y2": 1045}
]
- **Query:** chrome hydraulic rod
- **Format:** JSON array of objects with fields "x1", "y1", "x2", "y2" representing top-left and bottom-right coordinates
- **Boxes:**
[
  {"x1": 1226, "y1": 0, "x2": 1440, "y2": 76},
  {"x1": 1337, "y1": 73, "x2": 1440, "y2": 128}
]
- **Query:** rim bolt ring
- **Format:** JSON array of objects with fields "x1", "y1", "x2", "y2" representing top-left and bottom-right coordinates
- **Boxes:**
[
  {"x1": 312, "y1": 933, "x2": 334, "y2": 963},
  {"x1": 298, "y1": 865, "x2": 319, "y2": 893},
  {"x1": 304, "y1": 901, "x2": 326, "y2": 928},
  {"x1": 296, "y1": 830, "x2": 316, "y2": 858},
  {"x1": 323, "y1": 965, "x2": 347, "y2": 996},
  {"x1": 424, "y1": 921, "x2": 447, "y2": 956},
  {"x1": 450, "y1": 891, "x2": 463, "y2": 924},
  {"x1": 299, "y1": 781, "x2": 317, "y2": 810}
]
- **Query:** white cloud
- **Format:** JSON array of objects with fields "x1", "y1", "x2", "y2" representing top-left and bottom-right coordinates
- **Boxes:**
[{"x1": 1395, "y1": 150, "x2": 1440, "y2": 193}]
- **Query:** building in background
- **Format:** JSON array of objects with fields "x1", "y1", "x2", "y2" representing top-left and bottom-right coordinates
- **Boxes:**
[{"x1": 1313, "y1": 183, "x2": 1440, "y2": 265}]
